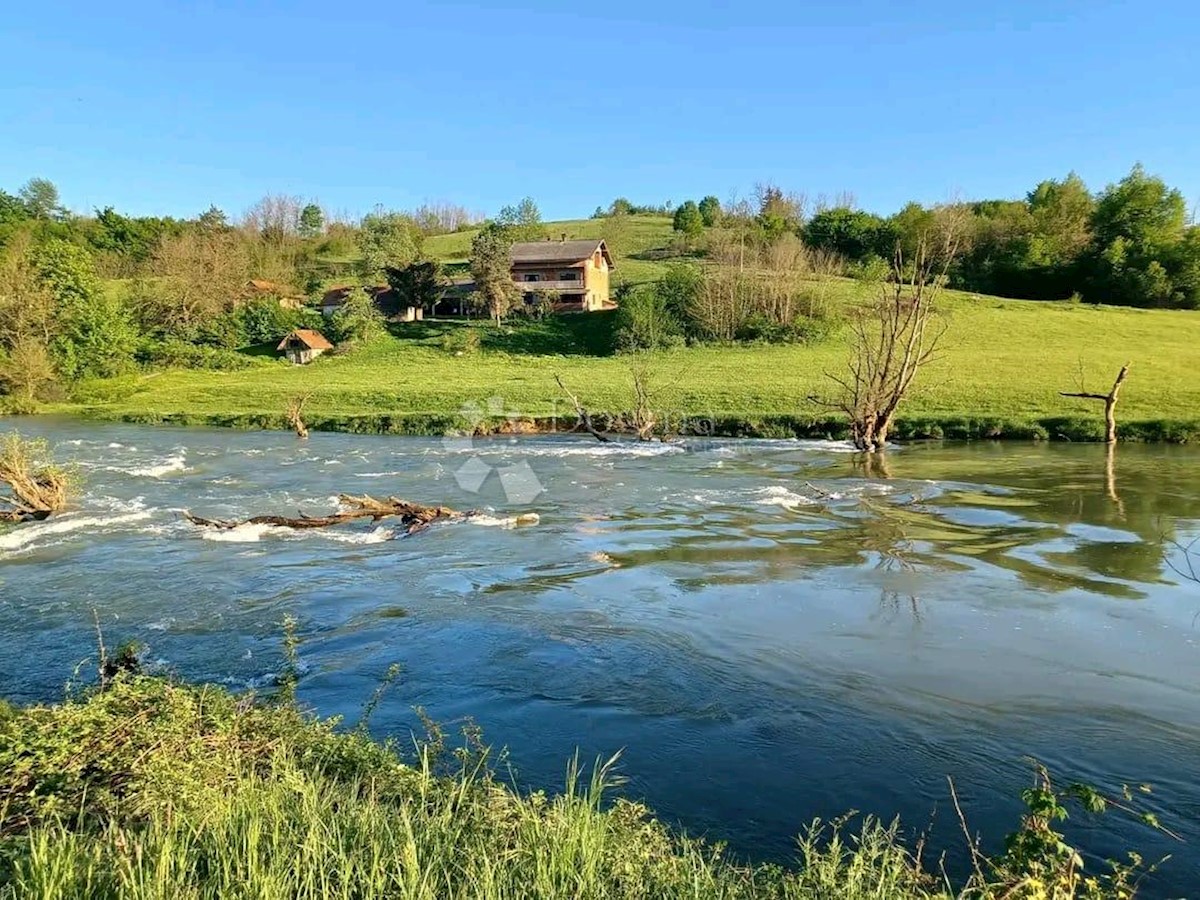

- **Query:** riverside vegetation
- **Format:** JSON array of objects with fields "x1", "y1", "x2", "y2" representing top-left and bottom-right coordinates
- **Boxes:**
[
  {"x1": 0, "y1": 664, "x2": 1177, "y2": 899},
  {"x1": 2, "y1": 171, "x2": 1200, "y2": 440}
]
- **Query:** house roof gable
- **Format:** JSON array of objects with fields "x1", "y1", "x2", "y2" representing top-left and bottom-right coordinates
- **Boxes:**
[
  {"x1": 509, "y1": 239, "x2": 614, "y2": 269},
  {"x1": 278, "y1": 329, "x2": 334, "y2": 351}
]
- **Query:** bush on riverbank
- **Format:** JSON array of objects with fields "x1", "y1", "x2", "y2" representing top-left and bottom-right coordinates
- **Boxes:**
[{"x1": 0, "y1": 675, "x2": 1169, "y2": 898}]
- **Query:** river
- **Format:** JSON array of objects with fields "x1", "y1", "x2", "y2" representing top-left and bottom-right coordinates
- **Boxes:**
[{"x1": 1, "y1": 418, "x2": 1198, "y2": 894}]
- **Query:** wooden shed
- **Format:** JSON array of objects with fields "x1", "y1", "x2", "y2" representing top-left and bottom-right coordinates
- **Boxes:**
[{"x1": 277, "y1": 329, "x2": 333, "y2": 365}]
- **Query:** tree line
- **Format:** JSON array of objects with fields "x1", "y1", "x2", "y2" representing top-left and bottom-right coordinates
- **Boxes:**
[{"x1": 657, "y1": 166, "x2": 1200, "y2": 309}]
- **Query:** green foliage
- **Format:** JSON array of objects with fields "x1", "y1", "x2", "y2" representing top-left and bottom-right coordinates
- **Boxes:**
[
  {"x1": 356, "y1": 210, "x2": 423, "y2": 278},
  {"x1": 0, "y1": 678, "x2": 1172, "y2": 900},
  {"x1": 756, "y1": 185, "x2": 803, "y2": 240},
  {"x1": 33, "y1": 240, "x2": 138, "y2": 379},
  {"x1": 470, "y1": 223, "x2": 520, "y2": 323},
  {"x1": 298, "y1": 203, "x2": 324, "y2": 238},
  {"x1": 805, "y1": 207, "x2": 892, "y2": 261},
  {"x1": 672, "y1": 200, "x2": 704, "y2": 236},
  {"x1": 17, "y1": 177, "x2": 63, "y2": 221},
  {"x1": 232, "y1": 298, "x2": 319, "y2": 346},
  {"x1": 496, "y1": 196, "x2": 547, "y2": 242},
  {"x1": 0, "y1": 338, "x2": 61, "y2": 408},
  {"x1": 655, "y1": 263, "x2": 704, "y2": 322},
  {"x1": 135, "y1": 338, "x2": 260, "y2": 371},
  {"x1": 698, "y1": 195, "x2": 723, "y2": 227},
  {"x1": 440, "y1": 326, "x2": 482, "y2": 355},
  {"x1": 1086, "y1": 165, "x2": 1193, "y2": 307},
  {"x1": 328, "y1": 286, "x2": 386, "y2": 345},
  {"x1": 90, "y1": 207, "x2": 182, "y2": 263},
  {"x1": 384, "y1": 259, "x2": 444, "y2": 312},
  {"x1": 614, "y1": 285, "x2": 685, "y2": 351}
]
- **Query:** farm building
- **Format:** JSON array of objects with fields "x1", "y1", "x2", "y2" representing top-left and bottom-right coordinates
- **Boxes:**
[
  {"x1": 277, "y1": 329, "x2": 333, "y2": 365},
  {"x1": 509, "y1": 238, "x2": 615, "y2": 312}
]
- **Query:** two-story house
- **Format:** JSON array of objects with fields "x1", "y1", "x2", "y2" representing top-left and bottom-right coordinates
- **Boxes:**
[{"x1": 509, "y1": 238, "x2": 615, "y2": 311}]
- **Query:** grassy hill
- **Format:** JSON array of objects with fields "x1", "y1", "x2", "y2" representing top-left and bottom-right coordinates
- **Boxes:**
[
  {"x1": 424, "y1": 215, "x2": 681, "y2": 285},
  {"x1": 59, "y1": 267, "x2": 1200, "y2": 441}
]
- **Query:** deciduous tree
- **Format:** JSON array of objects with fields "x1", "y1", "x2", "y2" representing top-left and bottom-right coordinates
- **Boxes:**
[
  {"x1": 298, "y1": 203, "x2": 324, "y2": 238},
  {"x1": 672, "y1": 201, "x2": 704, "y2": 238},
  {"x1": 470, "y1": 223, "x2": 520, "y2": 324},
  {"x1": 357, "y1": 211, "x2": 422, "y2": 279},
  {"x1": 18, "y1": 178, "x2": 63, "y2": 221}
]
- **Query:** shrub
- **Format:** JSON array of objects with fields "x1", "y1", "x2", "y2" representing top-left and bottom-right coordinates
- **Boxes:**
[
  {"x1": 441, "y1": 327, "x2": 482, "y2": 356},
  {"x1": 136, "y1": 338, "x2": 259, "y2": 371},
  {"x1": 614, "y1": 286, "x2": 685, "y2": 351}
]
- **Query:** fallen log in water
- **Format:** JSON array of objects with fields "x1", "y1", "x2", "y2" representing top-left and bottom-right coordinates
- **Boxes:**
[
  {"x1": 182, "y1": 494, "x2": 531, "y2": 536},
  {"x1": 1, "y1": 434, "x2": 70, "y2": 524}
]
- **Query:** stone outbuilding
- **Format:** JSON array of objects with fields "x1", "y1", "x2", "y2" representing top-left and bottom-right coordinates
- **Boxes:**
[{"x1": 277, "y1": 329, "x2": 333, "y2": 365}]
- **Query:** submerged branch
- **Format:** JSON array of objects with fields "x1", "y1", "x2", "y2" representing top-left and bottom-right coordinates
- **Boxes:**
[{"x1": 184, "y1": 494, "x2": 473, "y2": 536}]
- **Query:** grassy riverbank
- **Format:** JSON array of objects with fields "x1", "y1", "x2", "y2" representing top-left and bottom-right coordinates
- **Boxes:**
[
  {"x1": 35, "y1": 279, "x2": 1200, "y2": 442},
  {"x1": 0, "y1": 676, "x2": 1161, "y2": 899}
]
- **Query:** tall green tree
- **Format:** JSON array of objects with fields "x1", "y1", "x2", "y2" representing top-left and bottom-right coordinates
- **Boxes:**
[
  {"x1": 496, "y1": 197, "x2": 547, "y2": 242},
  {"x1": 697, "y1": 196, "x2": 722, "y2": 227},
  {"x1": 33, "y1": 239, "x2": 137, "y2": 378},
  {"x1": 18, "y1": 178, "x2": 63, "y2": 221},
  {"x1": 299, "y1": 204, "x2": 324, "y2": 238},
  {"x1": 672, "y1": 201, "x2": 704, "y2": 237},
  {"x1": 804, "y1": 207, "x2": 890, "y2": 261},
  {"x1": 357, "y1": 211, "x2": 423, "y2": 280},
  {"x1": 470, "y1": 223, "x2": 520, "y2": 324},
  {"x1": 385, "y1": 260, "x2": 444, "y2": 313},
  {"x1": 1087, "y1": 164, "x2": 1190, "y2": 307},
  {"x1": 329, "y1": 286, "x2": 385, "y2": 344}
]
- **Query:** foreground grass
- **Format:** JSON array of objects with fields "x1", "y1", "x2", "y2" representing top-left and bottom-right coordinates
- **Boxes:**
[
  {"x1": 47, "y1": 279, "x2": 1200, "y2": 441},
  {"x1": 0, "y1": 677, "x2": 942, "y2": 899},
  {"x1": 1, "y1": 676, "x2": 1165, "y2": 899}
]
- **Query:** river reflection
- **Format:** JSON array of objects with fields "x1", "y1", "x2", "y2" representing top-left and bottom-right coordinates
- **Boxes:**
[{"x1": 1, "y1": 420, "x2": 1198, "y2": 895}]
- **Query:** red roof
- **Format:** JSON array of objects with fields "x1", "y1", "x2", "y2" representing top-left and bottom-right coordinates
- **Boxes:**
[{"x1": 277, "y1": 329, "x2": 334, "y2": 351}]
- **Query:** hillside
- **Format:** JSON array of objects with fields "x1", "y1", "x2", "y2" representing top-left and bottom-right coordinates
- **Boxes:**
[
  {"x1": 60, "y1": 273, "x2": 1200, "y2": 441},
  {"x1": 424, "y1": 215, "x2": 680, "y2": 285}
]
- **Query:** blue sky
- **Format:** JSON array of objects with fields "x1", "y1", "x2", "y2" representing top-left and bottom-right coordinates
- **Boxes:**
[{"x1": 2, "y1": 0, "x2": 1197, "y2": 221}]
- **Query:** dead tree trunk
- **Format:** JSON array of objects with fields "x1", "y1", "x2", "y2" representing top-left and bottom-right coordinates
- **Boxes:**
[
  {"x1": 1059, "y1": 363, "x2": 1130, "y2": 444},
  {"x1": 554, "y1": 374, "x2": 612, "y2": 442},
  {"x1": 184, "y1": 494, "x2": 469, "y2": 536},
  {"x1": 286, "y1": 395, "x2": 311, "y2": 439}
]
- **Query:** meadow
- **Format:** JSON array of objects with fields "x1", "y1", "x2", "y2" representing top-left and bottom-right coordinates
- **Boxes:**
[
  {"x1": 60, "y1": 278, "x2": 1200, "y2": 442},
  {"x1": 13, "y1": 213, "x2": 1194, "y2": 440}
]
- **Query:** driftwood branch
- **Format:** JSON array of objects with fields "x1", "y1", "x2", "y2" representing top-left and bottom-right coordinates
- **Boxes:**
[
  {"x1": 184, "y1": 494, "x2": 470, "y2": 536},
  {"x1": 286, "y1": 394, "x2": 311, "y2": 439},
  {"x1": 1059, "y1": 363, "x2": 1130, "y2": 444},
  {"x1": 1, "y1": 434, "x2": 70, "y2": 523},
  {"x1": 554, "y1": 373, "x2": 612, "y2": 443}
]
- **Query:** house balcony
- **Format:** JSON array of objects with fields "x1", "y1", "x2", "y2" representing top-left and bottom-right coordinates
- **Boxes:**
[{"x1": 513, "y1": 279, "x2": 586, "y2": 293}]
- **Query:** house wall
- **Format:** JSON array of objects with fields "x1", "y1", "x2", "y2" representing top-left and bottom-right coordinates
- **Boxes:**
[
  {"x1": 285, "y1": 346, "x2": 326, "y2": 365},
  {"x1": 582, "y1": 251, "x2": 610, "y2": 311}
]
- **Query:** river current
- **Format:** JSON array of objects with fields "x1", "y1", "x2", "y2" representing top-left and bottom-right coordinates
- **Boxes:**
[{"x1": 1, "y1": 419, "x2": 1197, "y2": 893}]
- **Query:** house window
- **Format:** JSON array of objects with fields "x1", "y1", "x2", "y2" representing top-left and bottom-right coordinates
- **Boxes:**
[
  {"x1": 558, "y1": 271, "x2": 580, "y2": 281},
  {"x1": 524, "y1": 273, "x2": 540, "y2": 282}
]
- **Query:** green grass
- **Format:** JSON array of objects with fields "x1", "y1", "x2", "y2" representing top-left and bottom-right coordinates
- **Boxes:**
[
  {"x1": 43, "y1": 276, "x2": 1200, "y2": 441},
  {"x1": 423, "y1": 214, "x2": 684, "y2": 285},
  {"x1": 0, "y1": 675, "x2": 1158, "y2": 898}
]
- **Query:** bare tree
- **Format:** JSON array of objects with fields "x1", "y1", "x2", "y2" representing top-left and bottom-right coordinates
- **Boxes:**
[
  {"x1": 286, "y1": 394, "x2": 311, "y2": 439},
  {"x1": 821, "y1": 212, "x2": 965, "y2": 452},
  {"x1": 242, "y1": 195, "x2": 304, "y2": 242},
  {"x1": 1059, "y1": 363, "x2": 1131, "y2": 444}
]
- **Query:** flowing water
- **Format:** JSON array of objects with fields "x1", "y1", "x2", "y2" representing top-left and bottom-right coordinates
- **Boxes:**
[{"x1": 2, "y1": 418, "x2": 1198, "y2": 894}]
